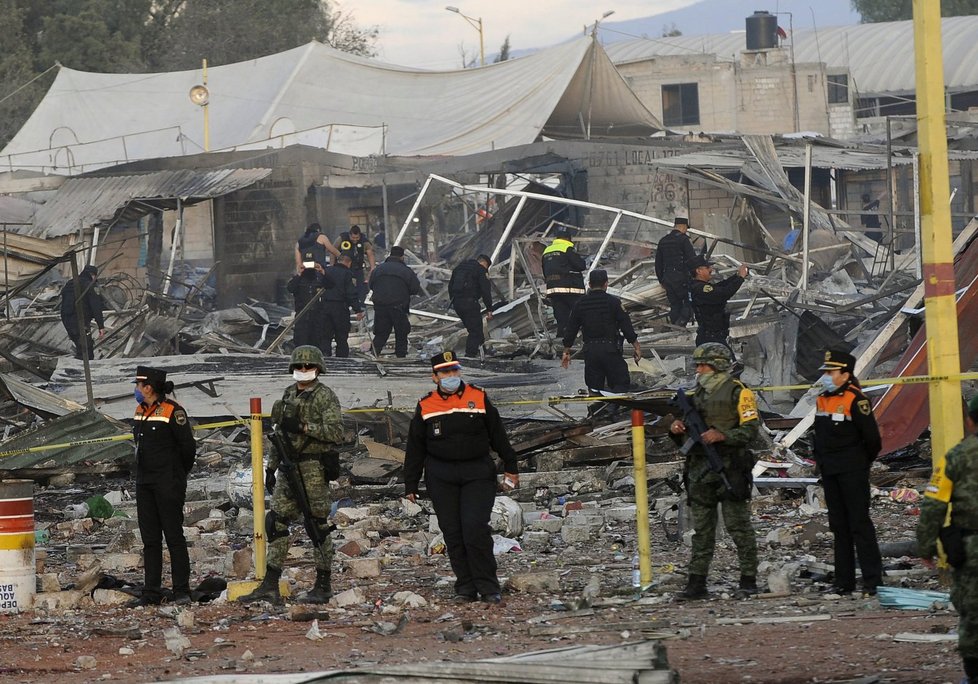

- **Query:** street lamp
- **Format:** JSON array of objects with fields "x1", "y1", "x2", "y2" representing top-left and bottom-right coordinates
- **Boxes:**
[
  {"x1": 445, "y1": 6, "x2": 484, "y2": 67},
  {"x1": 587, "y1": 9, "x2": 615, "y2": 36}
]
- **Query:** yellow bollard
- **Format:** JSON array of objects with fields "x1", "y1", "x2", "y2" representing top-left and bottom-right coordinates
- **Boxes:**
[
  {"x1": 250, "y1": 397, "x2": 266, "y2": 579},
  {"x1": 631, "y1": 409, "x2": 652, "y2": 588}
]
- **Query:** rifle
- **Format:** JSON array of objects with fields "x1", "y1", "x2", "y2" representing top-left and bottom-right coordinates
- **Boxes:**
[{"x1": 673, "y1": 388, "x2": 734, "y2": 495}]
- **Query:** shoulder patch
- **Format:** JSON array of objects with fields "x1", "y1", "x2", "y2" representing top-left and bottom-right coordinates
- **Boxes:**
[
  {"x1": 737, "y1": 387, "x2": 758, "y2": 423},
  {"x1": 174, "y1": 409, "x2": 188, "y2": 426},
  {"x1": 702, "y1": 284, "x2": 714, "y2": 293},
  {"x1": 857, "y1": 399, "x2": 871, "y2": 416}
]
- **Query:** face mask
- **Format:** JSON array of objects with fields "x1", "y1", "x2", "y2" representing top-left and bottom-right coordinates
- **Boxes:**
[
  {"x1": 819, "y1": 374, "x2": 840, "y2": 393},
  {"x1": 293, "y1": 369, "x2": 317, "y2": 382},
  {"x1": 696, "y1": 370, "x2": 725, "y2": 392},
  {"x1": 134, "y1": 387, "x2": 145, "y2": 404},
  {"x1": 439, "y1": 376, "x2": 462, "y2": 393}
]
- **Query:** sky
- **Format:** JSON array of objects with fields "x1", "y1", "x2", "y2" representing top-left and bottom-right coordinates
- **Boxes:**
[{"x1": 337, "y1": 0, "x2": 699, "y2": 70}]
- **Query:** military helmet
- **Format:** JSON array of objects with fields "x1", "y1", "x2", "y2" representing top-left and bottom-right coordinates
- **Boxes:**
[
  {"x1": 290, "y1": 345, "x2": 325, "y2": 371},
  {"x1": 692, "y1": 343, "x2": 733, "y2": 371}
]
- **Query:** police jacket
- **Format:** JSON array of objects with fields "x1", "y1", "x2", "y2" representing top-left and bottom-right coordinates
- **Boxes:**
[
  {"x1": 133, "y1": 399, "x2": 196, "y2": 485},
  {"x1": 813, "y1": 380, "x2": 881, "y2": 476},
  {"x1": 918, "y1": 434, "x2": 978, "y2": 557},
  {"x1": 691, "y1": 275, "x2": 744, "y2": 332},
  {"x1": 269, "y1": 381, "x2": 345, "y2": 467},
  {"x1": 542, "y1": 239, "x2": 586, "y2": 294},
  {"x1": 323, "y1": 263, "x2": 362, "y2": 312},
  {"x1": 287, "y1": 269, "x2": 329, "y2": 312},
  {"x1": 369, "y1": 257, "x2": 421, "y2": 307},
  {"x1": 297, "y1": 231, "x2": 328, "y2": 268},
  {"x1": 562, "y1": 289, "x2": 637, "y2": 349},
  {"x1": 448, "y1": 259, "x2": 492, "y2": 310},
  {"x1": 60, "y1": 275, "x2": 105, "y2": 328},
  {"x1": 654, "y1": 230, "x2": 697, "y2": 285},
  {"x1": 337, "y1": 232, "x2": 370, "y2": 273},
  {"x1": 403, "y1": 382, "x2": 517, "y2": 495}
]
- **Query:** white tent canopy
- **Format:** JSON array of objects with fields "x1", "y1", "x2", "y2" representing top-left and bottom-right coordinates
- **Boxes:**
[{"x1": 1, "y1": 37, "x2": 660, "y2": 174}]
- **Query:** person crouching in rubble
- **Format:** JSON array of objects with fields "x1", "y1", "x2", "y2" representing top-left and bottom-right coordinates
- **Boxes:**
[
  {"x1": 241, "y1": 345, "x2": 345, "y2": 604},
  {"x1": 669, "y1": 343, "x2": 760, "y2": 600},
  {"x1": 404, "y1": 351, "x2": 519, "y2": 604},
  {"x1": 918, "y1": 394, "x2": 978, "y2": 684},
  {"x1": 130, "y1": 366, "x2": 196, "y2": 606},
  {"x1": 813, "y1": 349, "x2": 883, "y2": 596}
]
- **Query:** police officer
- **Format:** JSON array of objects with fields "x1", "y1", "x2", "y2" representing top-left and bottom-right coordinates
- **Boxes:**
[
  {"x1": 813, "y1": 349, "x2": 882, "y2": 595},
  {"x1": 654, "y1": 212, "x2": 698, "y2": 326},
  {"x1": 322, "y1": 255, "x2": 364, "y2": 358},
  {"x1": 241, "y1": 346, "x2": 345, "y2": 604},
  {"x1": 448, "y1": 254, "x2": 494, "y2": 358},
  {"x1": 130, "y1": 366, "x2": 196, "y2": 606},
  {"x1": 295, "y1": 221, "x2": 340, "y2": 273},
  {"x1": 542, "y1": 227, "x2": 586, "y2": 339},
  {"x1": 287, "y1": 252, "x2": 330, "y2": 350},
  {"x1": 561, "y1": 269, "x2": 641, "y2": 394},
  {"x1": 690, "y1": 255, "x2": 748, "y2": 347},
  {"x1": 404, "y1": 351, "x2": 519, "y2": 604},
  {"x1": 369, "y1": 245, "x2": 421, "y2": 358},
  {"x1": 669, "y1": 343, "x2": 760, "y2": 600},
  {"x1": 918, "y1": 394, "x2": 978, "y2": 684},
  {"x1": 336, "y1": 225, "x2": 375, "y2": 306},
  {"x1": 60, "y1": 264, "x2": 106, "y2": 360}
]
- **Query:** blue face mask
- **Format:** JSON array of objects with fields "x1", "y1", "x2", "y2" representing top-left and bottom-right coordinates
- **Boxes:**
[
  {"x1": 818, "y1": 374, "x2": 840, "y2": 393},
  {"x1": 134, "y1": 387, "x2": 145, "y2": 404},
  {"x1": 439, "y1": 376, "x2": 462, "y2": 393}
]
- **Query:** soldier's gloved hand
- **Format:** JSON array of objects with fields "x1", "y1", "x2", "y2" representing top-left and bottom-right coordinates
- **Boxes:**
[
  {"x1": 280, "y1": 416, "x2": 303, "y2": 434},
  {"x1": 265, "y1": 468, "x2": 276, "y2": 494}
]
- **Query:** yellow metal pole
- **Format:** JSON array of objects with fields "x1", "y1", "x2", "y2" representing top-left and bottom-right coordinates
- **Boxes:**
[
  {"x1": 631, "y1": 409, "x2": 652, "y2": 586},
  {"x1": 250, "y1": 397, "x2": 266, "y2": 579},
  {"x1": 913, "y1": 1, "x2": 963, "y2": 462}
]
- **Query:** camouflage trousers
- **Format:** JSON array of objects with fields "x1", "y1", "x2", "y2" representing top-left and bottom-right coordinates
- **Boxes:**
[
  {"x1": 266, "y1": 458, "x2": 333, "y2": 571},
  {"x1": 952, "y1": 567, "x2": 978, "y2": 659},
  {"x1": 687, "y1": 474, "x2": 758, "y2": 577}
]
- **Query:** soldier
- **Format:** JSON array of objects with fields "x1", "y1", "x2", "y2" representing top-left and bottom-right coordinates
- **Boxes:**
[
  {"x1": 295, "y1": 221, "x2": 340, "y2": 273},
  {"x1": 404, "y1": 351, "x2": 519, "y2": 604},
  {"x1": 918, "y1": 394, "x2": 978, "y2": 684},
  {"x1": 689, "y1": 255, "x2": 748, "y2": 347},
  {"x1": 322, "y1": 255, "x2": 364, "y2": 358},
  {"x1": 60, "y1": 264, "x2": 106, "y2": 360},
  {"x1": 813, "y1": 349, "x2": 883, "y2": 596},
  {"x1": 241, "y1": 346, "x2": 345, "y2": 604},
  {"x1": 336, "y1": 225, "x2": 375, "y2": 306},
  {"x1": 542, "y1": 227, "x2": 587, "y2": 339},
  {"x1": 561, "y1": 269, "x2": 641, "y2": 394},
  {"x1": 654, "y1": 212, "x2": 698, "y2": 326},
  {"x1": 286, "y1": 252, "x2": 330, "y2": 350},
  {"x1": 669, "y1": 343, "x2": 760, "y2": 600},
  {"x1": 369, "y1": 245, "x2": 421, "y2": 358},
  {"x1": 448, "y1": 254, "x2": 494, "y2": 358}
]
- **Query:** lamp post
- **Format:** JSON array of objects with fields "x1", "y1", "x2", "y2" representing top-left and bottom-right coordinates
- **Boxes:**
[
  {"x1": 445, "y1": 6, "x2": 484, "y2": 67},
  {"x1": 587, "y1": 9, "x2": 615, "y2": 36}
]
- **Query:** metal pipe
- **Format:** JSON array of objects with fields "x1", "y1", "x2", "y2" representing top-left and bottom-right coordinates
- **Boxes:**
[
  {"x1": 393, "y1": 176, "x2": 434, "y2": 247},
  {"x1": 490, "y1": 195, "x2": 527, "y2": 264},
  {"x1": 801, "y1": 143, "x2": 812, "y2": 291},
  {"x1": 588, "y1": 211, "x2": 623, "y2": 278}
]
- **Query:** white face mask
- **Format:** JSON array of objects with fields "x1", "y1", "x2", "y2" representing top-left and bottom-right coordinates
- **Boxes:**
[{"x1": 293, "y1": 369, "x2": 317, "y2": 382}]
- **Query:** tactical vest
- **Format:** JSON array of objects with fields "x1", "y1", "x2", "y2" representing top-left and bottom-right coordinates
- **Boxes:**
[
  {"x1": 542, "y1": 239, "x2": 585, "y2": 294},
  {"x1": 298, "y1": 231, "x2": 328, "y2": 267},
  {"x1": 693, "y1": 374, "x2": 749, "y2": 455},
  {"x1": 338, "y1": 232, "x2": 368, "y2": 271}
]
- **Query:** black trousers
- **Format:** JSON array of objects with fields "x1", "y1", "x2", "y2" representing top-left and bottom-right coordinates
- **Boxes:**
[
  {"x1": 452, "y1": 298, "x2": 484, "y2": 356},
  {"x1": 424, "y1": 455, "x2": 499, "y2": 597},
  {"x1": 136, "y1": 480, "x2": 191, "y2": 596},
  {"x1": 351, "y1": 270, "x2": 368, "y2": 308},
  {"x1": 662, "y1": 279, "x2": 691, "y2": 325},
  {"x1": 372, "y1": 304, "x2": 410, "y2": 357},
  {"x1": 548, "y1": 294, "x2": 581, "y2": 339},
  {"x1": 821, "y1": 469, "x2": 882, "y2": 591},
  {"x1": 293, "y1": 305, "x2": 323, "y2": 351},
  {"x1": 63, "y1": 319, "x2": 94, "y2": 360},
  {"x1": 695, "y1": 327, "x2": 730, "y2": 347},
  {"x1": 322, "y1": 302, "x2": 352, "y2": 357},
  {"x1": 583, "y1": 346, "x2": 630, "y2": 393}
]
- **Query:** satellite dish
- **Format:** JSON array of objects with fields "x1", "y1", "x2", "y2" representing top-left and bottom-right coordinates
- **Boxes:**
[{"x1": 189, "y1": 85, "x2": 210, "y2": 106}]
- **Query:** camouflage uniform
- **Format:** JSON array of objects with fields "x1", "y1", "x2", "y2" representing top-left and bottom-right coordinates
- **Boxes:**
[{"x1": 918, "y1": 432, "x2": 978, "y2": 677}]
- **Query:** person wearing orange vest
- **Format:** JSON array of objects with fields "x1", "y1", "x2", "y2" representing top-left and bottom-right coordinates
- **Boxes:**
[
  {"x1": 404, "y1": 351, "x2": 519, "y2": 604},
  {"x1": 812, "y1": 349, "x2": 883, "y2": 596}
]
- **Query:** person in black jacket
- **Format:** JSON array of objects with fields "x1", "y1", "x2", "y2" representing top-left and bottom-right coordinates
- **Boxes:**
[
  {"x1": 130, "y1": 366, "x2": 197, "y2": 606},
  {"x1": 542, "y1": 228, "x2": 587, "y2": 339},
  {"x1": 404, "y1": 351, "x2": 519, "y2": 604},
  {"x1": 369, "y1": 245, "x2": 421, "y2": 358},
  {"x1": 60, "y1": 264, "x2": 106, "y2": 360},
  {"x1": 335, "y1": 225, "x2": 375, "y2": 307},
  {"x1": 294, "y1": 222, "x2": 340, "y2": 273},
  {"x1": 690, "y1": 255, "x2": 748, "y2": 347},
  {"x1": 448, "y1": 254, "x2": 493, "y2": 358},
  {"x1": 654, "y1": 213, "x2": 698, "y2": 326},
  {"x1": 322, "y1": 255, "x2": 364, "y2": 357},
  {"x1": 287, "y1": 252, "x2": 330, "y2": 351},
  {"x1": 812, "y1": 349, "x2": 883, "y2": 596},
  {"x1": 561, "y1": 269, "x2": 641, "y2": 394}
]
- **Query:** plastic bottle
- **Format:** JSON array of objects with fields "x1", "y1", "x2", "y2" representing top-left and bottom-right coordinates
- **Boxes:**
[{"x1": 631, "y1": 553, "x2": 641, "y2": 593}]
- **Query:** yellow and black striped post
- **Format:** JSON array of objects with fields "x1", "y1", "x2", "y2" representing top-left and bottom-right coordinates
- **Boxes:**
[{"x1": 631, "y1": 409, "x2": 652, "y2": 587}]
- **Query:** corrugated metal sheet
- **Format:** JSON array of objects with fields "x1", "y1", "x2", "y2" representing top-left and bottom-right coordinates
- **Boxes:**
[
  {"x1": 606, "y1": 15, "x2": 978, "y2": 97},
  {"x1": 0, "y1": 373, "x2": 85, "y2": 418},
  {"x1": 25, "y1": 167, "x2": 272, "y2": 238}
]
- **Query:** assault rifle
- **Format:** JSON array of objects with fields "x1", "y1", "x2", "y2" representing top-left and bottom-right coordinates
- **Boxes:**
[{"x1": 674, "y1": 388, "x2": 734, "y2": 495}]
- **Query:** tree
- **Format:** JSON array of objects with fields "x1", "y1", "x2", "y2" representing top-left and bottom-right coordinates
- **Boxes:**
[
  {"x1": 852, "y1": 0, "x2": 978, "y2": 22},
  {"x1": 0, "y1": 0, "x2": 38, "y2": 146},
  {"x1": 661, "y1": 23, "x2": 682, "y2": 37},
  {"x1": 493, "y1": 35, "x2": 511, "y2": 63}
]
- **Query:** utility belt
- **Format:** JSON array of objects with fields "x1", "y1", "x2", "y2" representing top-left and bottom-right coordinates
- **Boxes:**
[
  {"x1": 583, "y1": 339, "x2": 622, "y2": 350},
  {"x1": 293, "y1": 449, "x2": 341, "y2": 481}
]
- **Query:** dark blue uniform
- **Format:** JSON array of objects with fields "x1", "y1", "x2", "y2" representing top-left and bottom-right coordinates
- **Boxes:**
[
  {"x1": 562, "y1": 289, "x2": 637, "y2": 393},
  {"x1": 449, "y1": 259, "x2": 493, "y2": 357}
]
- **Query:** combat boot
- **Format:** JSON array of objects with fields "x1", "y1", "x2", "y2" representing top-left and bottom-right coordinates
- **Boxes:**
[
  {"x1": 239, "y1": 566, "x2": 282, "y2": 604},
  {"x1": 735, "y1": 575, "x2": 758, "y2": 598},
  {"x1": 678, "y1": 573, "x2": 708, "y2": 600},
  {"x1": 298, "y1": 569, "x2": 333, "y2": 604}
]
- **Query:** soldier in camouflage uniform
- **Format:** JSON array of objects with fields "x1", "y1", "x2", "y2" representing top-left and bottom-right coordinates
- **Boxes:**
[
  {"x1": 918, "y1": 394, "x2": 978, "y2": 683},
  {"x1": 669, "y1": 343, "x2": 760, "y2": 600},
  {"x1": 241, "y1": 345, "x2": 345, "y2": 604}
]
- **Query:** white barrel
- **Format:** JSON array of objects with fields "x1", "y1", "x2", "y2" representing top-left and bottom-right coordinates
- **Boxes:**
[{"x1": 0, "y1": 480, "x2": 35, "y2": 613}]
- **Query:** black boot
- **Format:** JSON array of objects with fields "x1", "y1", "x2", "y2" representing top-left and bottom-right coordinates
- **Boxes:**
[
  {"x1": 736, "y1": 575, "x2": 759, "y2": 598},
  {"x1": 678, "y1": 573, "x2": 708, "y2": 600},
  {"x1": 239, "y1": 566, "x2": 282, "y2": 604},
  {"x1": 298, "y1": 569, "x2": 332, "y2": 604}
]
